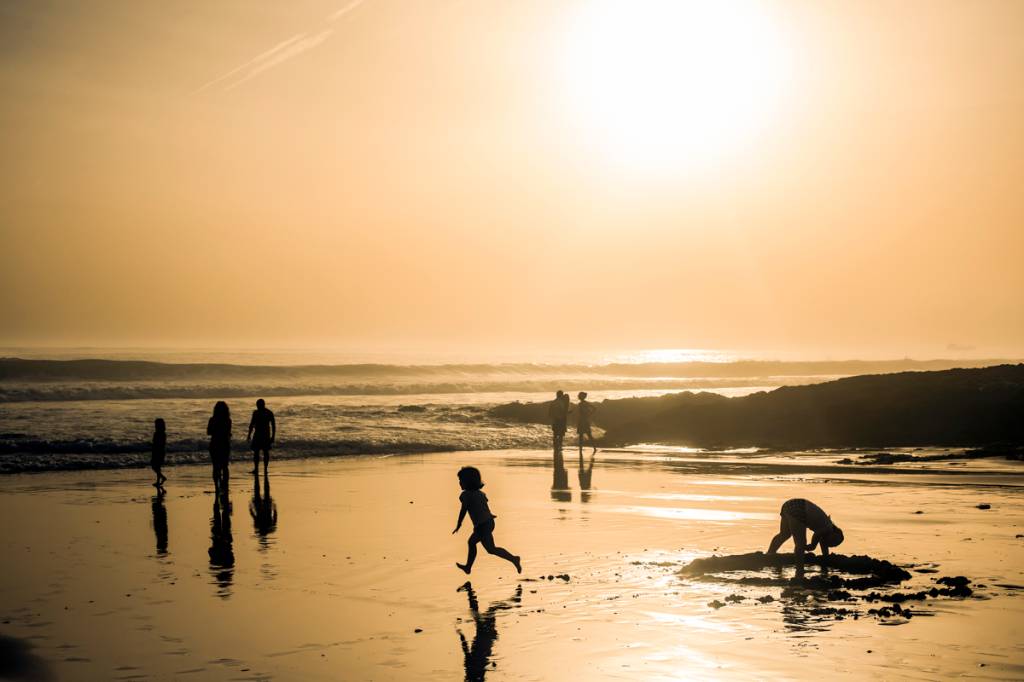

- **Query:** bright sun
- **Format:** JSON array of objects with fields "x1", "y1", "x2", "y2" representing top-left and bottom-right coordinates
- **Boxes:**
[{"x1": 562, "y1": 1, "x2": 793, "y2": 175}]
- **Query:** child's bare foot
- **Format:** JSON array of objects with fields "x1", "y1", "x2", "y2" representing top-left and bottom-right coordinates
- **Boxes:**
[
  {"x1": 512, "y1": 556, "x2": 522, "y2": 574},
  {"x1": 456, "y1": 563, "x2": 471, "y2": 574}
]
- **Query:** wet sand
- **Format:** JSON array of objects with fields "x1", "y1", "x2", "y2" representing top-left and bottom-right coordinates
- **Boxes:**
[{"x1": 1, "y1": 449, "x2": 1022, "y2": 680}]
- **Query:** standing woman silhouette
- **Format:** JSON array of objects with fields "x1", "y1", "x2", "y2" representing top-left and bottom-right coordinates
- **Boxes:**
[{"x1": 207, "y1": 401, "x2": 232, "y2": 494}]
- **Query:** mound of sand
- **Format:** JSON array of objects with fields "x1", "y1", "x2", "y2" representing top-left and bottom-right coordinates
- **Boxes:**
[{"x1": 680, "y1": 552, "x2": 912, "y2": 590}]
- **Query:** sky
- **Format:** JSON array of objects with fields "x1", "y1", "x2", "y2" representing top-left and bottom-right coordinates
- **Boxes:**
[{"x1": 1, "y1": 0, "x2": 1022, "y2": 358}]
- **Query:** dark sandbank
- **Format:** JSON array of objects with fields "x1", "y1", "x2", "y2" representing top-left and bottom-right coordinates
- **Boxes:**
[{"x1": 492, "y1": 364, "x2": 1024, "y2": 448}]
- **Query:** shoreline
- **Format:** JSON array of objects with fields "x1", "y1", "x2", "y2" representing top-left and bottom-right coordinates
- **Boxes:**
[{"x1": 4, "y1": 443, "x2": 1024, "y2": 478}]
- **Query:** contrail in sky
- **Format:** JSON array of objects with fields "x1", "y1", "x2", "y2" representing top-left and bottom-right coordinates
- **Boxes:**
[{"x1": 191, "y1": 0, "x2": 368, "y2": 95}]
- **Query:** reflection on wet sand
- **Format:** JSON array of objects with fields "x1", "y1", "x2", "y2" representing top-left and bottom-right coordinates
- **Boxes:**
[
  {"x1": 151, "y1": 489, "x2": 168, "y2": 557},
  {"x1": 771, "y1": 563, "x2": 835, "y2": 633},
  {"x1": 456, "y1": 582, "x2": 522, "y2": 682},
  {"x1": 208, "y1": 490, "x2": 234, "y2": 598},
  {"x1": 551, "y1": 450, "x2": 571, "y2": 503},
  {"x1": 578, "y1": 451, "x2": 595, "y2": 503},
  {"x1": 249, "y1": 473, "x2": 278, "y2": 550}
]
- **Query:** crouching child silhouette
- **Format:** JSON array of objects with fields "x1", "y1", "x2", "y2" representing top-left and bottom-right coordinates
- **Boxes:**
[
  {"x1": 452, "y1": 466, "x2": 522, "y2": 575},
  {"x1": 766, "y1": 498, "x2": 844, "y2": 576}
]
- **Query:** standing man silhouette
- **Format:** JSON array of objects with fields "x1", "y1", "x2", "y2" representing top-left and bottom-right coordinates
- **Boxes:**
[
  {"x1": 547, "y1": 390, "x2": 569, "y2": 455},
  {"x1": 247, "y1": 399, "x2": 276, "y2": 475}
]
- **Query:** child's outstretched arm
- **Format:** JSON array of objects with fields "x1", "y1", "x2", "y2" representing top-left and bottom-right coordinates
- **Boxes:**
[{"x1": 452, "y1": 504, "x2": 468, "y2": 534}]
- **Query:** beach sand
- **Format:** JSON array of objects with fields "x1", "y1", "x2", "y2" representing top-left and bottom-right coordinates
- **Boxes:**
[{"x1": 1, "y1": 449, "x2": 1022, "y2": 680}]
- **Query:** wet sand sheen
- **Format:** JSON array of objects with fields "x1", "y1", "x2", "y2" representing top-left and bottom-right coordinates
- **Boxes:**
[{"x1": 0, "y1": 449, "x2": 1022, "y2": 680}]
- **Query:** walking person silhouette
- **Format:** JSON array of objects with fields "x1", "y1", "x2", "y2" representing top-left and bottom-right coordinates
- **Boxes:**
[
  {"x1": 452, "y1": 467, "x2": 522, "y2": 575},
  {"x1": 151, "y1": 418, "x2": 167, "y2": 488},
  {"x1": 575, "y1": 391, "x2": 597, "y2": 455},
  {"x1": 247, "y1": 399, "x2": 276, "y2": 475}
]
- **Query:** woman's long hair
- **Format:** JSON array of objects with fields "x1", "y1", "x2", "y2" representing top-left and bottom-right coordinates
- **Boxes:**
[{"x1": 212, "y1": 401, "x2": 231, "y2": 422}]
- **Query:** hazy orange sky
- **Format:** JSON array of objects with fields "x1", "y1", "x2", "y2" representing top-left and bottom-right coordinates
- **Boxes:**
[{"x1": 1, "y1": 0, "x2": 1022, "y2": 357}]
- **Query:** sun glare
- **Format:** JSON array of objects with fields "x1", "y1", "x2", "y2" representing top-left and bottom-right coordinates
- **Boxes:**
[{"x1": 562, "y1": 1, "x2": 793, "y2": 174}]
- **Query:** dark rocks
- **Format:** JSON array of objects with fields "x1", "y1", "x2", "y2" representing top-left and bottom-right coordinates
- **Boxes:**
[
  {"x1": 756, "y1": 595, "x2": 775, "y2": 603},
  {"x1": 707, "y1": 599, "x2": 726, "y2": 609},
  {"x1": 826, "y1": 590, "x2": 854, "y2": 601},
  {"x1": 863, "y1": 576, "x2": 973, "y2": 603},
  {"x1": 542, "y1": 574, "x2": 570, "y2": 581},
  {"x1": 976, "y1": 504, "x2": 991, "y2": 510},
  {"x1": 856, "y1": 452, "x2": 913, "y2": 465},
  {"x1": 724, "y1": 594, "x2": 746, "y2": 603},
  {"x1": 808, "y1": 606, "x2": 856, "y2": 619}
]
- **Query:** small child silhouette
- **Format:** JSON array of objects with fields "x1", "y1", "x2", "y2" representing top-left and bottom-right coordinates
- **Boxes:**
[
  {"x1": 452, "y1": 466, "x2": 522, "y2": 575},
  {"x1": 151, "y1": 418, "x2": 167, "y2": 488}
]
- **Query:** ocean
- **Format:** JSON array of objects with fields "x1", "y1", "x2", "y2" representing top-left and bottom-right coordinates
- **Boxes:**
[{"x1": 0, "y1": 349, "x2": 1007, "y2": 473}]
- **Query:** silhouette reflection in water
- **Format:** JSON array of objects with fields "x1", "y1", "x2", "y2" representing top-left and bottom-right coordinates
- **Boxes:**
[
  {"x1": 577, "y1": 451, "x2": 595, "y2": 504},
  {"x1": 249, "y1": 472, "x2": 278, "y2": 549},
  {"x1": 456, "y1": 582, "x2": 522, "y2": 681},
  {"x1": 151, "y1": 489, "x2": 168, "y2": 556},
  {"x1": 551, "y1": 450, "x2": 571, "y2": 503},
  {"x1": 763, "y1": 562, "x2": 837, "y2": 633},
  {"x1": 208, "y1": 489, "x2": 234, "y2": 598}
]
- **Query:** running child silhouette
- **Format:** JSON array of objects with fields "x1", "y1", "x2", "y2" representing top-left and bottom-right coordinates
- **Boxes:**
[
  {"x1": 151, "y1": 418, "x2": 167, "y2": 487},
  {"x1": 452, "y1": 466, "x2": 522, "y2": 575}
]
